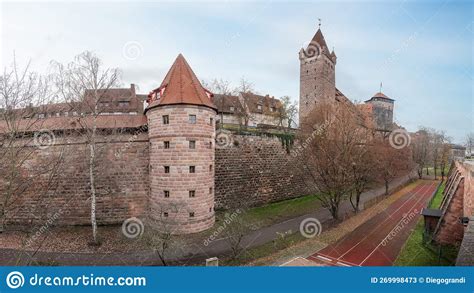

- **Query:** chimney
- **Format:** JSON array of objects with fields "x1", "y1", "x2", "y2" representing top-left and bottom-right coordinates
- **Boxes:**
[{"x1": 130, "y1": 83, "x2": 136, "y2": 95}]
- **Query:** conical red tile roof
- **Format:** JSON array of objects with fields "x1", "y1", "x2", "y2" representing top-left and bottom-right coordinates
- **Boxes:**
[
  {"x1": 307, "y1": 28, "x2": 332, "y2": 58},
  {"x1": 311, "y1": 28, "x2": 328, "y2": 50},
  {"x1": 146, "y1": 54, "x2": 216, "y2": 111},
  {"x1": 372, "y1": 92, "x2": 393, "y2": 100}
]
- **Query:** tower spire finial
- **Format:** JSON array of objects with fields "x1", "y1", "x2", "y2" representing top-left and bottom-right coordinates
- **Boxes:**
[
  {"x1": 380, "y1": 82, "x2": 383, "y2": 93},
  {"x1": 318, "y1": 18, "x2": 322, "y2": 29}
]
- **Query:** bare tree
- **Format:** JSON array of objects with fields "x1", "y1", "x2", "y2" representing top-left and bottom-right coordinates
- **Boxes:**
[
  {"x1": 430, "y1": 130, "x2": 450, "y2": 180},
  {"x1": 235, "y1": 77, "x2": 254, "y2": 95},
  {"x1": 465, "y1": 132, "x2": 474, "y2": 157},
  {"x1": 51, "y1": 51, "x2": 121, "y2": 244},
  {"x1": 349, "y1": 145, "x2": 376, "y2": 212},
  {"x1": 439, "y1": 142, "x2": 451, "y2": 181},
  {"x1": 373, "y1": 140, "x2": 412, "y2": 195},
  {"x1": 431, "y1": 130, "x2": 443, "y2": 180},
  {"x1": 145, "y1": 202, "x2": 187, "y2": 266},
  {"x1": 202, "y1": 78, "x2": 233, "y2": 127},
  {"x1": 0, "y1": 56, "x2": 66, "y2": 232},
  {"x1": 277, "y1": 96, "x2": 298, "y2": 130},
  {"x1": 412, "y1": 128, "x2": 431, "y2": 179},
  {"x1": 221, "y1": 210, "x2": 252, "y2": 261},
  {"x1": 299, "y1": 101, "x2": 367, "y2": 220},
  {"x1": 234, "y1": 77, "x2": 256, "y2": 130}
]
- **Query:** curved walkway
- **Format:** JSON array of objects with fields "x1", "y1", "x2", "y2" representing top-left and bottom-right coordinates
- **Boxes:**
[{"x1": 307, "y1": 181, "x2": 437, "y2": 266}]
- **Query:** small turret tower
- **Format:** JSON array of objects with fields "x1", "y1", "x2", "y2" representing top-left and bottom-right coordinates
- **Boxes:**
[
  {"x1": 145, "y1": 54, "x2": 217, "y2": 234},
  {"x1": 365, "y1": 91, "x2": 395, "y2": 132},
  {"x1": 299, "y1": 27, "x2": 336, "y2": 123}
]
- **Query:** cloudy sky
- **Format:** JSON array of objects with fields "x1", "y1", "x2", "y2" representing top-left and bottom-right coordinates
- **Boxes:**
[{"x1": 1, "y1": 0, "x2": 472, "y2": 143}]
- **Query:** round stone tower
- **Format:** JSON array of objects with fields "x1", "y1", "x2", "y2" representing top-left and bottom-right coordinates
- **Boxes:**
[{"x1": 145, "y1": 54, "x2": 217, "y2": 234}]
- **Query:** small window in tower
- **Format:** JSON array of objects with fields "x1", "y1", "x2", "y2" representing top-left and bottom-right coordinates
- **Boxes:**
[
  {"x1": 209, "y1": 207, "x2": 212, "y2": 212},
  {"x1": 209, "y1": 187, "x2": 213, "y2": 194},
  {"x1": 209, "y1": 164, "x2": 213, "y2": 172},
  {"x1": 189, "y1": 190, "x2": 195, "y2": 198},
  {"x1": 164, "y1": 141, "x2": 170, "y2": 149},
  {"x1": 163, "y1": 115, "x2": 169, "y2": 125},
  {"x1": 164, "y1": 166, "x2": 170, "y2": 173},
  {"x1": 163, "y1": 212, "x2": 169, "y2": 217},
  {"x1": 189, "y1": 212, "x2": 195, "y2": 218},
  {"x1": 189, "y1": 114, "x2": 196, "y2": 124},
  {"x1": 189, "y1": 140, "x2": 196, "y2": 149},
  {"x1": 189, "y1": 166, "x2": 195, "y2": 173},
  {"x1": 210, "y1": 118, "x2": 213, "y2": 125},
  {"x1": 208, "y1": 141, "x2": 212, "y2": 149},
  {"x1": 164, "y1": 190, "x2": 170, "y2": 198}
]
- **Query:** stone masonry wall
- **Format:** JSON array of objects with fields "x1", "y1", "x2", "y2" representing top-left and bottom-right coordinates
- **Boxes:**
[
  {"x1": 215, "y1": 134, "x2": 316, "y2": 209},
  {"x1": 436, "y1": 178, "x2": 465, "y2": 245},
  {"x1": 2, "y1": 130, "x2": 318, "y2": 228},
  {"x1": 2, "y1": 132, "x2": 149, "y2": 227}
]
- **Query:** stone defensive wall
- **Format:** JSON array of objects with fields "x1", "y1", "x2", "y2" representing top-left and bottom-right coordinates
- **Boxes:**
[
  {"x1": 1, "y1": 122, "x2": 316, "y2": 228},
  {"x1": 435, "y1": 160, "x2": 473, "y2": 246}
]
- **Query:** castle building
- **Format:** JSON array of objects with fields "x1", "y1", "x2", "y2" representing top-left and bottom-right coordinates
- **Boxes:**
[
  {"x1": 145, "y1": 54, "x2": 217, "y2": 234},
  {"x1": 299, "y1": 27, "x2": 395, "y2": 132},
  {"x1": 364, "y1": 92, "x2": 395, "y2": 132},
  {"x1": 212, "y1": 92, "x2": 284, "y2": 128},
  {"x1": 0, "y1": 26, "x2": 400, "y2": 236}
]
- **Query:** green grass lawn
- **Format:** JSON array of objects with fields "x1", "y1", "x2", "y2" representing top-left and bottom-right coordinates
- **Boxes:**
[
  {"x1": 222, "y1": 231, "x2": 306, "y2": 266},
  {"x1": 429, "y1": 181, "x2": 446, "y2": 209},
  {"x1": 394, "y1": 220, "x2": 458, "y2": 266},
  {"x1": 240, "y1": 194, "x2": 322, "y2": 228},
  {"x1": 423, "y1": 166, "x2": 450, "y2": 177}
]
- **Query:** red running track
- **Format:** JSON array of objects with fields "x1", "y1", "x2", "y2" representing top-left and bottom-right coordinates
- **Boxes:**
[{"x1": 308, "y1": 181, "x2": 438, "y2": 266}]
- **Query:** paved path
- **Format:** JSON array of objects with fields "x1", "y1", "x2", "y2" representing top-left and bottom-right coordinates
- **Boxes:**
[
  {"x1": 0, "y1": 173, "x2": 416, "y2": 266},
  {"x1": 307, "y1": 180, "x2": 438, "y2": 266}
]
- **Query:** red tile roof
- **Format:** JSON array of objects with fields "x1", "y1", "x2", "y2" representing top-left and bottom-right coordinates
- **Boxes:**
[
  {"x1": 309, "y1": 29, "x2": 332, "y2": 58},
  {"x1": 0, "y1": 115, "x2": 147, "y2": 134},
  {"x1": 372, "y1": 92, "x2": 391, "y2": 99},
  {"x1": 364, "y1": 92, "x2": 394, "y2": 103},
  {"x1": 311, "y1": 29, "x2": 328, "y2": 50},
  {"x1": 240, "y1": 92, "x2": 282, "y2": 114},
  {"x1": 212, "y1": 94, "x2": 244, "y2": 114},
  {"x1": 146, "y1": 54, "x2": 216, "y2": 112}
]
